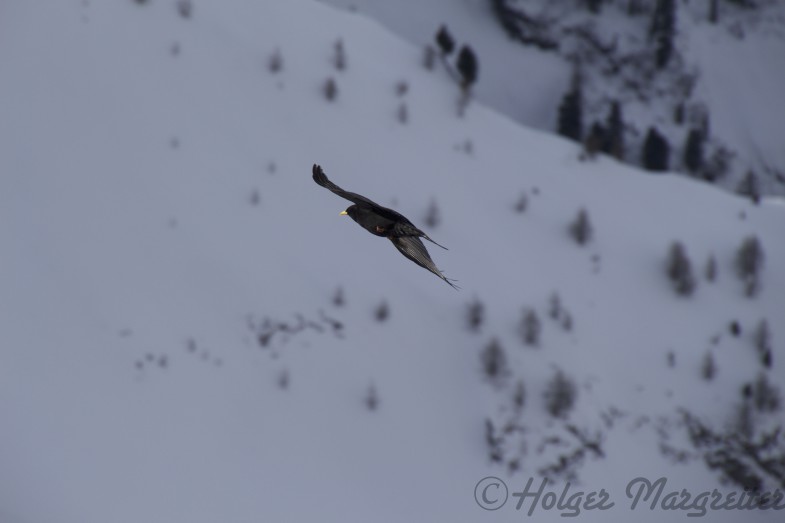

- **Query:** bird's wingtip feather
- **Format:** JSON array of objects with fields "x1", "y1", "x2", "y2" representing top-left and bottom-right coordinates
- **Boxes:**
[{"x1": 312, "y1": 164, "x2": 326, "y2": 184}]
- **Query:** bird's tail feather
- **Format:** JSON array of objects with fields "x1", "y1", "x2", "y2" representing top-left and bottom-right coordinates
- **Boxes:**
[
  {"x1": 443, "y1": 276, "x2": 460, "y2": 290},
  {"x1": 424, "y1": 235, "x2": 448, "y2": 250}
]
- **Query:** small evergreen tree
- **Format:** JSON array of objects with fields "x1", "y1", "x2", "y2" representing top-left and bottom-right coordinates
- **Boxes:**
[
  {"x1": 642, "y1": 126, "x2": 670, "y2": 172},
  {"x1": 268, "y1": 48, "x2": 284, "y2": 73},
  {"x1": 544, "y1": 369, "x2": 577, "y2": 418},
  {"x1": 683, "y1": 128, "x2": 705, "y2": 175},
  {"x1": 333, "y1": 39, "x2": 347, "y2": 71},
  {"x1": 548, "y1": 292, "x2": 562, "y2": 321},
  {"x1": 752, "y1": 373, "x2": 780, "y2": 413},
  {"x1": 520, "y1": 308, "x2": 541, "y2": 346},
  {"x1": 557, "y1": 73, "x2": 583, "y2": 143},
  {"x1": 514, "y1": 192, "x2": 528, "y2": 214},
  {"x1": 481, "y1": 338, "x2": 508, "y2": 383},
  {"x1": 649, "y1": 0, "x2": 676, "y2": 69},
  {"x1": 374, "y1": 300, "x2": 390, "y2": 322},
  {"x1": 735, "y1": 236, "x2": 764, "y2": 297},
  {"x1": 729, "y1": 320, "x2": 741, "y2": 337},
  {"x1": 703, "y1": 145, "x2": 733, "y2": 182},
  {"x1": 323, "y1": 77, "x2": 338, "y2": 101},
  {"x1": 485, "y1": 418, "x2": 504, "y2": 463},
  {"x1": 674, "y1": 102, "x2": 685, "y2": 125},
  {"x1": 332, "y1": 286, "x2": 345, "y2": 307},
  {"x1": 603, "y1": 100, "x2": 625, "y2": 160},
  {"x1": 512, "y1": 380, "x2": 526, "y2": 412},
  {"x1": 584, "y1": 122, "x2": 606, "y2": 158},
  {"x1": 176, "y1": 0, "x2": 193, "y2": 19},
  {"x1": 754, "y1": 319, "x2": 772, "y2": 369},
  {"x1": 736, "y1": 170, "x2": 761, "y2": 205},
  {"x1": 249, "y1": 188, "x2": 261, "y2": 206},
  {"x1": 569, "y1": 208, "x2": 593, "y2": 246},
  {"x1": 435, "y1": 25, "x2": 455, "y2": 55},
  {"x1": 666, "y1": 241, "x2": 696, "y2": 296},
  {"x1": 364, "y1": 382, "x2": 379, "y2": 411},
  {"x1": 456, "y1": 45, "x2": 479, "y2": 89},
  {"x1": 734, "y1": 400, "x2": 754, "y2": 440},
  {"x1": 467, "y1": 297, "x2": 485, "y2": 333}
]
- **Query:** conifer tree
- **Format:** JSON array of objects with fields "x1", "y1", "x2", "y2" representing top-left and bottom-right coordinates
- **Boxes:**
[
  {"x1": 481, "y1": 338, "x2": 508, "y2": 383},
  {"x1": 544, "y1": 369, "x2": 577, "y2": 418},
  {"x1": 666, "y1": 241, "x2": 696, "y2": 296},
  {"x1": 736, "y1": 170, "x2": 761, "y2": 205},
  {"x1": 435, "y1": 25, "x2": 455, "y2": 56},
  {"x1": 603, "y1": 100, "x2": 625, "y2": 160},
  {"x1": 735, "y1": 236, "x2": 764, "y2": 297},
  {"x1": 642, "y1": 126, "x2": 670, "y2": 172},
  {"x1": 557, "y1": 69, "x2": 583, "y2": 143},
  {"x1": 467, "y1": 297, "x2": 485, "y2": 333},
  {"x1": 683, "y1": 128, "x2": 705, "y2": 175},
  {"x1": 650, "y1": 0, "x2": 676, "y2": 69},
  {"x1": 754, "y1": 319, "x2": 772, "y2": 369},
  {"x1": 520, "y1": 308, "x2": 541, "y2": 346},
  {"x1": 584, "y1": 122, "x2": 605, "y2": 158},
  {"x1": 569, "y1": 208, "x2": 593, "y2": 246},
  {"x1": 456, "y1": 45, "x2": 479, "y2": 89}
]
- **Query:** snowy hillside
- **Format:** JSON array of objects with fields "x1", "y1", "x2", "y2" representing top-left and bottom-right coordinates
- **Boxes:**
[
  {"x1": 1, "y1": 1, "x2": 783, "y2": 522},
  {"x1": 322, "y1": 0, "x2": 785, "y2": 196}
]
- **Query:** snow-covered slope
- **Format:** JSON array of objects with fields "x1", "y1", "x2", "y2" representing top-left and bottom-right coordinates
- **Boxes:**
[
  {"x1": 321, "y1": 0, "x2": 785, "y2": 195},
  {"x1": 1, "y1": 1, "x2": 783, "y2": 522}
]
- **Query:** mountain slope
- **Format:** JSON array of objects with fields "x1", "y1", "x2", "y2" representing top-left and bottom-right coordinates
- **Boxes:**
[
  {"x1": 0, "y1": 1, "x2": 783, "y2": 522},
  {"x1": 321, "y1": 0, "x2": 785, "y2": 195}
]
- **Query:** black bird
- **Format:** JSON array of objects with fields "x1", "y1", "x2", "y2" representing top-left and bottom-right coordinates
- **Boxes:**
[{"x1": 312, "y1": 164, "x2": 458, "y2": 290}]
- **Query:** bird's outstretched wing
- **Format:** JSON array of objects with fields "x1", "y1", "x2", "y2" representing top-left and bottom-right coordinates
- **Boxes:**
[
  {"x1": 390, "y1": 221, "x2": 449, "y2": 250},
  {"x1": 312, "y1": 164, "x2": 385, "y2": 209},
  {"x1": 389, "y1": 236, "x2": 459, "y2": 290}
]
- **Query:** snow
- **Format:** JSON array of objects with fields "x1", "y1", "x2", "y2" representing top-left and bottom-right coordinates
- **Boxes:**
[
  {"x1": 321, "y1": 0, "x2": 785, "y2": 194},
  {"x1": 321, "y1": 0, "x2": 573, "y2": 130},
  {"x1": 0, "y1": 1, "x2": 783, "y2": 522},
  {"x1": 688, "y1": 21, "x2": 785, "y2": 180}
]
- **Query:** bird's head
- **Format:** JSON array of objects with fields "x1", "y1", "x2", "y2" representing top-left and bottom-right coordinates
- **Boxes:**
[{"x1": 339, "y1": 205, "x2": 357, "y2": 220}]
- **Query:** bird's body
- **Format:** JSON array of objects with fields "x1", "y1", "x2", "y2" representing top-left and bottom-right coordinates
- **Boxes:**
[
  {"x1": 312, "y1": 164, "x2": 458, "y2": 289},
  {"x1": 344, "y1": 205, "x2": 394, "y2": 237}
]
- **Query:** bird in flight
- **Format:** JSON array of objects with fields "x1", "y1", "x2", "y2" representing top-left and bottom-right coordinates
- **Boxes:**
[{"x1": 312, "y1": 164, "x2": 458, "y2": 290}]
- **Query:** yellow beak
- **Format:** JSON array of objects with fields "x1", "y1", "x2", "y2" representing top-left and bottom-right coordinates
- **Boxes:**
[{"x1": 339, "y1": 210, "x2": 348, "y2": 215}]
